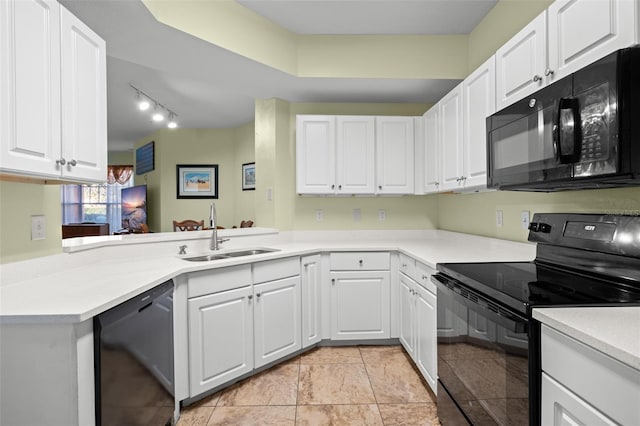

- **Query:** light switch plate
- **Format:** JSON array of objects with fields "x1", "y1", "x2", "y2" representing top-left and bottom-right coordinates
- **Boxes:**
[
  {"x1": 31, "y1": 215, "x2": 46, "y2": 240},
  {"x1": 521, "y1": 211, "x2": 530, "y2": 230},
  {"x1": 353, "y1": 208, "x2": 361, "y2": 222}
]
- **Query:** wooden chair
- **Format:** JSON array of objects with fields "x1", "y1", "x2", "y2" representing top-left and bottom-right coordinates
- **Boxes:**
[
  {"x1": 240, "y1": 220, "x2": 254, "y2": 228},
  {"x1": 173, "y1": 219, "x2": 204, "y2": 231}
]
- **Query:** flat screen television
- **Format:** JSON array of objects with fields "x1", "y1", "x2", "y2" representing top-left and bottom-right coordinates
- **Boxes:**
[{"x1": 121, "y1": 185, "x2": 147, "y2": 232}]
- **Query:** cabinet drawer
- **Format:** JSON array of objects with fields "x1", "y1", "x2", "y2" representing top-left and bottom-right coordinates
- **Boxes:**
[
  {"x1": 330, "y1": 252, "x2": 390, "y2": 270},
  {"x1": 398, "y1": 253, "x2": 416, "y2": 279},
  {"x1": 541, "y1": 325, "x2": 640, "y2": 426},
  {"x1": 188, "y1": 264, "x2": 252, "y2": 298},
  {"x1": 253, "y1": 257, "x2": 300, "y2": 284},
  {"x1": 416, "y1": 262, "x2": 437, "y2": 295}
]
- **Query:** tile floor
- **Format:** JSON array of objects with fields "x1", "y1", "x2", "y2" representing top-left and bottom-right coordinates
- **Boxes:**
[{"x1": 178, "y1": 345, "x2": 440, "y2": 425}]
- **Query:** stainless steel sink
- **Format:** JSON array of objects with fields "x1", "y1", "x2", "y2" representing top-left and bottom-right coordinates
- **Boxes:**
[{"x1": 182, "y1": 248, "x2": 279, "y2": 262}]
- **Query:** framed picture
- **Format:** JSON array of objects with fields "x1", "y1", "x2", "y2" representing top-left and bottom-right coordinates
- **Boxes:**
[
  {"x1": 242, "y1": 162, "x2": 255, "y2": 191},
  {"x1": 176, "y1": 164, "x2": 218, "y2": 199}
]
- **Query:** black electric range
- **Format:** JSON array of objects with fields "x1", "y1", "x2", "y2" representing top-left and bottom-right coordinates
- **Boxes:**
[{"x1": 432, "y1": 213, "x2": 640, "y2": 426}]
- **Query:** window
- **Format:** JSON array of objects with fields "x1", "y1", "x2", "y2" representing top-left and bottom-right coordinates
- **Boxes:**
[{"x1": 61, "y1": 166, "x2": 133, "y2": 233}]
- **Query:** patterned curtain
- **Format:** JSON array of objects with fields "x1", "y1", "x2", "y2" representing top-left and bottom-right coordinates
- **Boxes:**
[{"x1": 107, "y1": 165, "x2": 133, "y2": 185}]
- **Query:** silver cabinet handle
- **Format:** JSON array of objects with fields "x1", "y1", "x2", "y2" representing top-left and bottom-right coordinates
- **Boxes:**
[
  {"x1": 402, "y1": 263, "x2": 407, "y2": 268},
  {"x1": 358, "y1": 260, "x2": 363, "y2": 266},
  {"x1": 338, "y1": 185, "x2": 342, "y2": 190},
  {"x1": 378, "y1": 185, "x2": 382, "y2": 190},
  {"x1": 331, "y1": 184, "x2": 335, "y2": 189},
  {"x1": 533, "y1": 74, "x2": 542, "y2": 82},
  {"x1": 248, "y1": 295, "x2": 253, "y2": 300},
  {"x1": 544, "y1": 68, "x2": 554, "y2": 76},
  {"x1": 422, "y1": 275, "x2": 428, "y2": 280},
  {"x1": 68, "y1": 159, "x2": 77, "y2": 167},
  {"x1": 435, "y1": 182, "x2": 439, "y2": 186},
  {"x1": 331, "y1": 278, "x2": 335, "y2": 285},
  {"x1": 303, "y1": 263, "x2": 311, "y2": 268},
  {"x1": 256, "y1": 293, "x2": 261, "y2": 298},
  {"x1": 56, "y1": 158, "x2": 66, "y2": 166}
]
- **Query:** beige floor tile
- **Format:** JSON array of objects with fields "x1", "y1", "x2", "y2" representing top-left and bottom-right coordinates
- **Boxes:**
[
  {"x1": 360, "y1": 345, "x2": 411, "y2": 365},
  {"x1": 207, "y1": 406, "x2": 296, "y2": 425},
  {"x1": 298, "y1": 364, "x2": 376, "y2": 405},
  {"x1": 178, "y1": 405, "x2": 214, "y2": 426},
  {"x1": 365, "y1": 362, "x2": 433, "y2": 403},
  {"x1": 218, "y1": 364, "x2": 299, "y2": 406},
  {"x1": 378, "y1": 403, "x2": 440, "y2": 426},
  {"x1": 193, "y1": 391, "x2": 222, "y2": 407},
  {"x1": 296, "y1": 404, "x2": 383, "y2": 425},
  {"x1": 299, "y1": 346, "x2": 363, "y2": 365}
]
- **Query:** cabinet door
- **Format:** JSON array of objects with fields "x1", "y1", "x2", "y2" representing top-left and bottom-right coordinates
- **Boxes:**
[
  {"x1": 439, "y1": 83, "x2": 464, "y2": 191},
  {"x1": 188, "y1": 286, "x2": 253, "y2": 396},
  {"x1": 415, "y1": 285, "x2": 437, "y2": 395},
  {"x1": 542, "y1": 373, "x2": 616, "y2": 426},
  {"x1": 375, "y1": 117, "x2": 414, "y2": 194},
  {"x1": 496, "y1": 12, "x2": 547, "y2": 111},
  {"x1": 0, "y1": 0, "x2": 61, "y2": 178},
  {"x1": 253, "y1": 276, "x2": 302, "y2": 368},
  {"x1": 468, "y1": 310, "x2": 497, "y2": 342},
  {"x1": 398, "y1": 275, "x2": 416, "y2": 358},
  {"x1": 296, "y1": 115, "x2": 336, "y2": 194},
  {"x1": 60, "y1": 6, "x2": 107, "y2": 182},
  {"x1": 548, "y1": 0, "x2": 636, "y2": 82},
  {"x1": 462, "y1": 56, "x2": 495, "y2": 190},
  {"x1": 422, "y1": 107, "x2": 441, "y2": 193},
  {"x1": 301, "y1": 255, "x2": 322, "y2": 348},
  {"x1": 336, "y1": 116, "x2": 375, "y2": 194},
  {"x1": 330, "y1": 270, "x2": 391, "y2": 340}
]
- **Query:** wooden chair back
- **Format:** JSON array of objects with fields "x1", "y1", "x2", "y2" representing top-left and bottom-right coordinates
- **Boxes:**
[{"x1": 173, "y1": 219, "x2": 204, "y2": 231}]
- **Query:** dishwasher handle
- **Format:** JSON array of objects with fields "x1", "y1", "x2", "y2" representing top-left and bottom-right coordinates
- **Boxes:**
[{"x1": 96, "y1": 279, "x2": 173, "y2": 328}]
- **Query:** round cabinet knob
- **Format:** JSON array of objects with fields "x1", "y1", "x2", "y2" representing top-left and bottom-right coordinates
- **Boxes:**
[
  {"x1": 378, "y1": 185, "x2": 382, "y2": 190},
  {"x1": 533, "y1": 74, "x2": 542, "y2": 83},
  {"x1": 256, "y1": 293, "x2": 261, "y2": 298},
  {"x1": 359, "y1": 260, "x2": 364, "y2": 266},
  {"x1": 402, "y1": 263, "x2": 407, "y2": 268},
  {"x1": 331, "y1": 184, "x2": 335, "y2": 189},
  {"x1": 56, "y1": 158, "x2": 66, "y2": 166},
  {"x1": 248, "y1": 295, "x2": 253, "y2": 300},
  {"x1": 331, "y1": 278, "x2": 336, "y2": 285},
  {"x1": 338, "y1": 185, "x2": 342, "y2": 190},
  {"x1": 435, "y1": 182, "x2": 439, "y2": 186},
  {"x1": 544, "y1": 68, "x2": 554, "y2": 77},
  {"x1": 529, "y1": 98, "x2": 537, "y2": 108},
  {"x1": 68, "y1": 159, "x2": 77, "y2": 167}
]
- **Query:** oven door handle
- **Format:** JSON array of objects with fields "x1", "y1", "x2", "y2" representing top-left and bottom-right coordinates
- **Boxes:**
[{"x1": 432, "y1": 274, "x2": 528, "y2": 334}]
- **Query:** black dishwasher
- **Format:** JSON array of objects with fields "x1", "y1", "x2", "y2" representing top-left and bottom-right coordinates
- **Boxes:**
[{"x1": 94, "y1": 280, "x2": 175, "y2": 426}]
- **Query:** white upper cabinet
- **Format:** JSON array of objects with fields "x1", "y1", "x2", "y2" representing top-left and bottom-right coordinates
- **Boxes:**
[
  {"x1": 415, "y1": 110, "x2": 440, "y2": 194},
  {"x1": 462, "y1": 55, "x2": 495, "y2": 190},
  {"x1": 547, "y1": 0, "x2": 637, "y2": 81},
  {"x1": 375, "y1": 117, "x2": 415, "y2": 194},
  {"x1": 60, "y1": 5, "x2": 107, "y2": 182},
  {"x1": 0, "y1": 0, "x2": 106, "y2": 182},
  {"x1": 495, "y1": 12, "x2": 547, "y2": 111},
  {"x1": 439, "y1": 83, "x2": 464, "y2": 191},
  {"x1": 336, "y1": 116, "x2": 375, "y2": 194},
  {"x1": 296, "y1": 115, "x2": 336, "y2": 194},
  {"x1": 497, "y1": 0, "x2": 639, "y2": 111},
  {"x1": 0, "y1": 0, "x2": 61, "y2": 178}
]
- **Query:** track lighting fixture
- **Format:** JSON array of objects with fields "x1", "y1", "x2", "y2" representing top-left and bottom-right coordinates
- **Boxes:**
[{"x1": 129, "y1": 83, "x2": 178, "y2": 129}]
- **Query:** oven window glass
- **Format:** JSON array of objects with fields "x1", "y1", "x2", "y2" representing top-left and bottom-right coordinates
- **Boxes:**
[{"x1": 437, "y1": 283, "x2": 529, "y2": 425}]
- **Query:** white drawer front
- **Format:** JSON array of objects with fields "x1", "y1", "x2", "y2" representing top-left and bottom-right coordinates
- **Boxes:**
[
  {"x1": 541, "y1": 324, "x2": 640, "y2": 426},
  {"x1": 330, "y1": 252, "x2": 390, "y2": 270},
  {"x1": 416, "y1": 262, "x2": 437, "y2": 295},
  {"x1": 398, "y1": 253, "x2": 416, "y2": 280},
  {"x1": 188, "y1": 264, "x2": 252, "y2": 298},
  {"x1": 253, "y1": 256, "x2": 300, "y2": 284}
]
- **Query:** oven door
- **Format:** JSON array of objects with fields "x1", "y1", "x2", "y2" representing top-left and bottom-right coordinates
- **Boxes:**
[
  {"x1": 487, "y1": 77, "x2": 573, "y2": 189},
  {"x1": 433, "y1": 273, "x2": 530, "y2": 426}
]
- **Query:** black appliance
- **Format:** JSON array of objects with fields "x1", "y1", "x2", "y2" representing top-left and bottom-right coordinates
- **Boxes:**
[
  {"x1": 94, "y1": 280, "x2": 175, "y2": 426},
  {"x1": 432, "y1": 213, "x2": 640, "y2": 425},
  {"x1": 487, "y1": 46, "x2": 640, "y2": 191}
]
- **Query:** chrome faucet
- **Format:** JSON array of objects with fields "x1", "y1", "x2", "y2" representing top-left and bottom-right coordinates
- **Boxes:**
[{"x1": 209, "y1": 203, "x2": 229, "y2": 250}]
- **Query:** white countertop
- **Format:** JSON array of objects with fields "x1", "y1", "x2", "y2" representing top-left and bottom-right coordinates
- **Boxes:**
[
  {"x1": 533, "y1": 307, "x2": 640, "y2": 370},
  {"x1": 0, "y1": 229, "x2": 535, "y2": 323}
]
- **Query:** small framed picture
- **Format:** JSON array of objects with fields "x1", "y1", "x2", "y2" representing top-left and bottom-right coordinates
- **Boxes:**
[
  {"x1": 242, "y1": 162, "x2": 255, "y2": 191},
  {"x1": 176, "y1": 164, "x2": 218, "y2": 199}
]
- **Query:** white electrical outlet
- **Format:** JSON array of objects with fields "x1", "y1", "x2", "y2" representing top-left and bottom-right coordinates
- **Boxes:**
[
  {"x1": 378, "y1": 209, "x2": 386, "y2": 221},
  {"x1": 353, "y1": 208, "x2": 361, "y2": 222},
  {"x1": 266, "y1": 187, "x2": 273, "y2": 201},
  {"x1": 521, "y1": 211, "x2": 530, "y2": 230},
  {"x1": 31, "y1": 215, "x2": 46, "y2": 240},
  {"x1": 315, "y1": 209, "x2": 324, "y2": 222},
  {"x1": 496, "y1": 210, "x2": 503, "y2": 228}
]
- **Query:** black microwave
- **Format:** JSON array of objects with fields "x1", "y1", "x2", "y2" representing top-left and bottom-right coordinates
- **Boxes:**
[{"x1": 487, "y1": 46, "x2": 640, "y2": 191}]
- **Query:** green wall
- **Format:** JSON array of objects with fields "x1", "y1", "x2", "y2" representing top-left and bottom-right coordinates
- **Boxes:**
[{"x1": 133, "y1": 125, "x2": 255, "y2": 232}]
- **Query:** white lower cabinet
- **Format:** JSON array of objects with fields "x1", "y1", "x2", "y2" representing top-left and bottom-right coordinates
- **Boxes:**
[
  {"x1": 541, "y1": 324, "x2": 640, "y2": 426},
  {"x1": 253, "y1": 276, "x2": 301, "y2": 368},
  {"x1": 188, "y1": 286, "x2": 254, "y2": 396},
  {"x1": 330, "y1": 270, "x2": 390, "y2": 340},
  {"x1": 301, "y1": 255, "x2": 322, "y2": 348},
  {"x1": 398, "y1": 271, "x2": 437, "y2": 394}
]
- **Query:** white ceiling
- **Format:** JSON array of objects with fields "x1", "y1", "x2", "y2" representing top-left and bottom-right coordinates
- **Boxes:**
[{"x1": 60, "y1": 0, "x2": 496, "y2": 152}]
